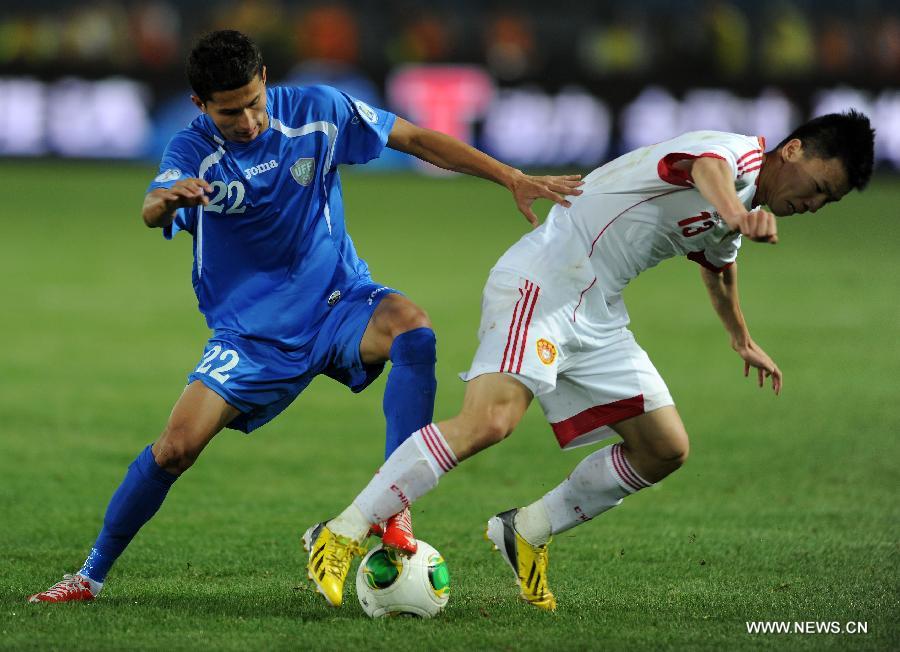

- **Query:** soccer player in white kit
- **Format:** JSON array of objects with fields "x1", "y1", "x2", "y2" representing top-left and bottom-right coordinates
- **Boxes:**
[{"x1": 306, "y1": 111, "x2": 875, "y2": 610}]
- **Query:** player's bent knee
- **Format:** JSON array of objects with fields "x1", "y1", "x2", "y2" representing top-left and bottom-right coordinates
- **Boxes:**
[
  {"x1": 470, "y1": 404, "x2": 522, "y2": 449},
  {"x1": 650, "y1": 431, "x2": 690, "y2": 470},
  {"x1": 394, "y1": 307, "x2": 431, "y2": 335},
  {"x1": 153, "y1": 425, "x2": 206, "y2": 474},
  {"x1": 477, "y1": 418, "x2": 511, "y2": 447},
  {"x1": 377, "y1": 295, "x2": 432, "y2": 337}
]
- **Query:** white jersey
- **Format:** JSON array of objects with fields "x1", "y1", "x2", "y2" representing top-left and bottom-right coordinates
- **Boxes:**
[{"x1": 494, "y1": 131, "x2": 766, "y2": 331}]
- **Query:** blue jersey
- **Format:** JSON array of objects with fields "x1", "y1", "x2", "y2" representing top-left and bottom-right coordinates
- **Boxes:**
[{"x1": 148, "y1": 85, "x2": 397, "y2": 349}]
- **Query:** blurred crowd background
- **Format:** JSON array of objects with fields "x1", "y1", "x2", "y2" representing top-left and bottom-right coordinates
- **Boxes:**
[{"x1": 0, "y1": 0, "x2": 897, "y2": 169}]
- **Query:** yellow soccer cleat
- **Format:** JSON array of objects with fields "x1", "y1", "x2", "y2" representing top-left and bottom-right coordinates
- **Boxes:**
[
  {"x1": 485, "y1": 508, "x2": 557, "y2": 611},
  {"x1": 303, "y1": 522, "x2": 366, "y2": 607}
]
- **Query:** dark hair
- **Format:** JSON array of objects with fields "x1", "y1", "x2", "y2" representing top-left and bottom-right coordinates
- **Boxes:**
[
  {"x1": 187, "y1": 30, "x2": 264, "y2": 102},
  {"x1": 776, "y1": 110, "x2": 875, "y2": 191}
]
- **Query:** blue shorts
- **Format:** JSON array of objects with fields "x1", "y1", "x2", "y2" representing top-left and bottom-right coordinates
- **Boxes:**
[{"x1": 187, "y1": 280, "x2": 399, "y2": 433}]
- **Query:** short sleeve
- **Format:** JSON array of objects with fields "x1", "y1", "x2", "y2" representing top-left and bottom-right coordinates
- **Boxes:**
[
  {"x1": 687, "y1": 232, "x2": 742, "y2": 273},
  {"x1": 305, "y1": 85, "x2": 396, "y2": 167},
  {"x1": 656, "y1": 134, "x2": 765, "y2": 188},
  {"x1": 147, "y1": 135, "x2": 203, "y2": 239}
]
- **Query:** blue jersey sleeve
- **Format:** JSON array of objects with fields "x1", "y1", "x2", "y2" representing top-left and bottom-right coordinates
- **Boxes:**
[
  {"x1": 302, "y1": 85, "x2": 396, "y2": 168},
  {"x1": 147, "y1": 132, "x2": 206, "y2": 239}
]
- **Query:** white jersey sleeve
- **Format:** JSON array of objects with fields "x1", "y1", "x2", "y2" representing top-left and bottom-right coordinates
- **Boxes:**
[
  {"x1": 687, "y1": 230, "x2": 742, "y2": 272},
  {"x1": 647, "y1": 131, "x2": 763, "y2": 273},
  {"x1": 660, "y1": 132, "x2": 765, "y2": 194},
  {"x1": 493, "y1": 131, "x2": 766, "y2": 331}
]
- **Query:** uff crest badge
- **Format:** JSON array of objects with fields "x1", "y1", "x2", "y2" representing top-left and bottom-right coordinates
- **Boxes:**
[{"x1": 291, "y1": 157, "x2": 315, "y2": 186}]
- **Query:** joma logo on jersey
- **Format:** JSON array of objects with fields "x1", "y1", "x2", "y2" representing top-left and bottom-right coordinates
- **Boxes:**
[{"x1": 244, "y1": 159, "x2": 278, "y2": 180}]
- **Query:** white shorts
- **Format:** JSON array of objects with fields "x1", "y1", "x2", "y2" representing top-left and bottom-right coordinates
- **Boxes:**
[{"x1": 461, "y1": 270, "x2": 674, "y2": 450}]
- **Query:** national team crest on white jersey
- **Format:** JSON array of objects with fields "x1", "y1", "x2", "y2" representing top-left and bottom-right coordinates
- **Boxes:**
[
  {"x1": 291, "y1": 158, "x2": 315, "y2": 186},
  {"x1": 536, "y1": 338, "x2": 557, "y2": 365}
]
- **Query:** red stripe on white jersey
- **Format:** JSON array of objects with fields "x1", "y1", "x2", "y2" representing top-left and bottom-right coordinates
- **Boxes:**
[
  {"x1": 687, "y1": 250, "x2": 733, "y2": 273},
  {"x1": 588, "y1": 189, "x2": 683, "y2": 258},
  {"x1": 500, "y1": 287, "x2": 525, "y2": 372},
  {"x1": 736, "y1": 149, "x2": 761, "y2": 164},
  {"x1": 572, "y1": 277, "x2": 597, "y2": 323},
  {"x1": 738, "y1": 155, "x2": 763, "y2": 171},
  {"x1": 505, "y1": 281, "x2": 534, "y2": 372},
  {"x1": 657, "y1": 152, "x2": 726, "y2": 187},
  {"x1": 741, "y1": 164, "x2": 762, "y2": 175},
  {"x1": 551, "y1": 395, "x2": 645, "y2": 448},
  {"x1": 514, "y1": 285, "x2": 540, "y2": 373}
]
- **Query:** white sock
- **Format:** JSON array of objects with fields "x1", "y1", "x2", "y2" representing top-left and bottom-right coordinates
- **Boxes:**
[
  {"x1": 540, "y1": 443, "x2": 653, "y2": 535},
  {"x1": 328, "y1": 503, "x2": 371, "y2": 541},
  {"x1": 79, "y1": 573, "x2": 104, "y2": 596},
  {"x1": 353, "y1": 424, "x2": 457, "y2": 525},
  {"x1": 514, "y1": 500, "x2": 552, "y2": 546}
]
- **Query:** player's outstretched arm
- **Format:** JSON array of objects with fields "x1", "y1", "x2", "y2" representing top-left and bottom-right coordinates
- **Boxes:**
[
  {"x1": 699, "y1": 264, "x2": 782, "y2": 395},
  {"x1": 387, "y1": 117, "x2": 583, "y2": 227},
  {"x1": 688, "y1": 158, "x2": 778, "y2": 244},
  {"x1": 142, "y1": 178, "x2": 212, "y2": 228}
]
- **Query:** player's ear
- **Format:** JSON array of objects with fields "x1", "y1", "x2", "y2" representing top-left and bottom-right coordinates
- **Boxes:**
[
  {"x1": 781, "y1": 138, "x2": 803, "y2": 163},
  {"x1": 190, "y1": 95, "x2": 206, "y2": 113},
  {"x1": 261, "y1": 66, "x2": 267, "y2": 85}
]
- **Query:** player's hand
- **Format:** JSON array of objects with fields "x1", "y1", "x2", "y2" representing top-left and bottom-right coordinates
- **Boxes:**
[
  {"x1": 734, "y1": 338, "x2": 782, "y2": 395},
  {"x1": 160, "y1": 178, "x2": 212, "y2": 211},
  {"x1": 735, "y1": 208, "x2": 778, "y2": 244},
  {"x1": 508, "y1": 171, "x2": 584, "y2": 228}
]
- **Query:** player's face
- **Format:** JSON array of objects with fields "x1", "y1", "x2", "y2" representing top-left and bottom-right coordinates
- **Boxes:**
[
  {"x1": 194, "y1": 68, "x2": 269, "y2": 143},
  {"x1": 766, "y1": 139, "x2": 849, "y2": 217}
]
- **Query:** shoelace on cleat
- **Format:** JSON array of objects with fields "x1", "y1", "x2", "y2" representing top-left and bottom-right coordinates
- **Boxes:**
[
  {"x1": 324, "y1": 539, "x2": 366, "y2": 578},
  {"x1": 391, "y1": 509, "x2": 413, "y2": 535},
  {"x1": 40, "y1": 574, "x2": 90, "y2": 600}
]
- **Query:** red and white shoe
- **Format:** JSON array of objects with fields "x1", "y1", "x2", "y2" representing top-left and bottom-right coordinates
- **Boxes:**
[
  {"x1": 381, "y1": 507, "x2": 417, "y2": 555},
  {"x1": 28, "y1": 574, "x2": 99, "y2": 603}
]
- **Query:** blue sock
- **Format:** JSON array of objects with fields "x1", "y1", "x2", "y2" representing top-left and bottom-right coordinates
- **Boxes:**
[
  {"x1": 79, "y1": 445, "x2": 178, "y2": 582},
  {"x1": 383, "y1": 327, "x2": 437, "y2": 460}
]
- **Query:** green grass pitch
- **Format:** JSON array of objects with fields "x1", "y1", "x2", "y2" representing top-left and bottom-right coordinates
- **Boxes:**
[{"x1": 2, "y1": 161, "x2": 898, "y2": 650}]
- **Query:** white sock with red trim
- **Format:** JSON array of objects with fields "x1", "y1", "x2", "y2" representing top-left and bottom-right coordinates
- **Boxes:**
[
  {"x1": 519, "y1": 442, "x2": 652, "y2": 543},
  {"x1": 351, "y1": 424, "x2": 457, "y2": 529}
]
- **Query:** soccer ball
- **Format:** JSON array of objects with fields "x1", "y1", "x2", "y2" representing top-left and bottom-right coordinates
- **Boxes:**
[{"x1": 355, "y1": 540, "x2": 450, "y2": 618}]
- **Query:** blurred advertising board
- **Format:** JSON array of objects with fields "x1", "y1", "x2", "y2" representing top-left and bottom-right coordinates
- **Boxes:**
[{"x1": 1, "y1": 66, "x2": 898, "y2": 169}]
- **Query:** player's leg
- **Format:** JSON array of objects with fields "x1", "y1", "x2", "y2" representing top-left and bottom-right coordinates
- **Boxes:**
[
  {"x1": 29, "y1": 381, "x2": 239, "y2": 603},
  {"x1": 516, "y1": 405, "x2": 687, "y2": 538},
  {"x1": 330, "y1": 372, "x2": 531, "y2": 534},
  {"x1": 306, "y1": 372, "x2": 531, "y2": 606},
  {"x1": 484, "y1": 407, "x2": 687, "y2": 613},
  {"x1": 609, "y1": 405, "x2": 689, "y2": 481},
  {"x1": 358, "y1": 293, "x2": 436, "y2": 552},
  {"x1": 360, "y1": 293, "x2": 436, "y2": 458},
  {"x1": 486, "y1": 328, "x2": 683, "y2": 609},
  {"x1": 305, "y1": 271, "x2": 546, "y2": 606}
]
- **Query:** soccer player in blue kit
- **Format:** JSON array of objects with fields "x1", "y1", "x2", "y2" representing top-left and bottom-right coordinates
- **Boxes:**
[{"x1": 28, "y1": 30, "x2": 583, "y2": 604}]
